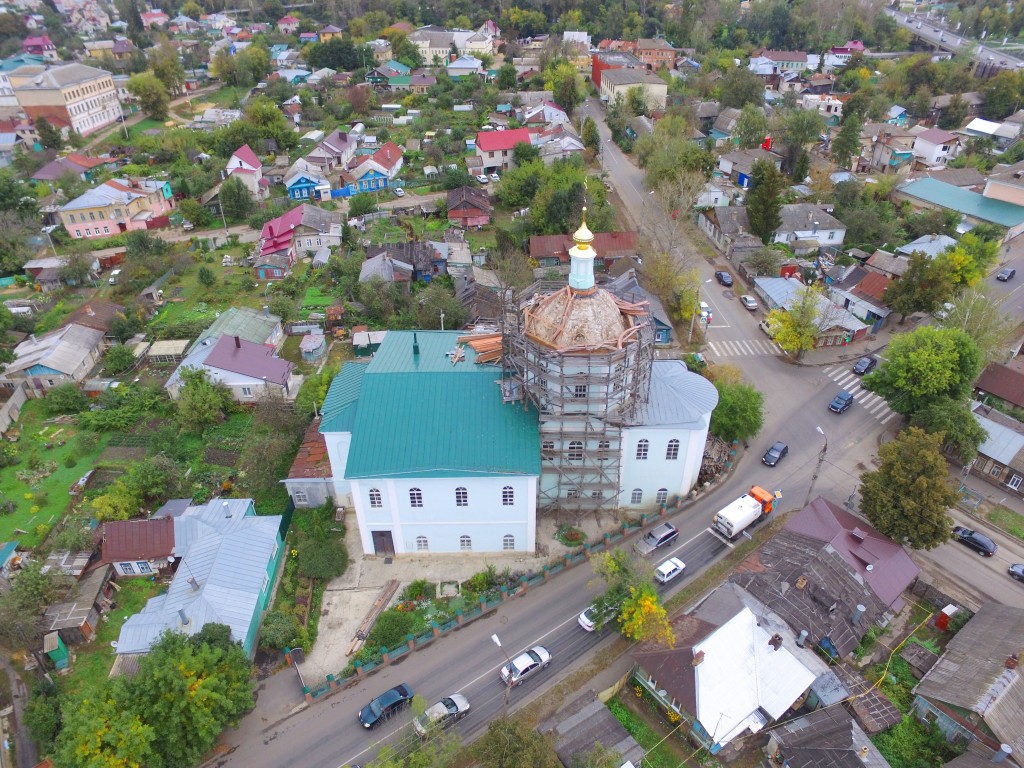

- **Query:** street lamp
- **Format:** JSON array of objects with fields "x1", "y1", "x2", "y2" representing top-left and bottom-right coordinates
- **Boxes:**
[
  {"x1": 491, "y1": 634, "x2": 513, "y2": 707},
  {"x1": 803, "y1": 426, "x2": 828, "y2": 508}
]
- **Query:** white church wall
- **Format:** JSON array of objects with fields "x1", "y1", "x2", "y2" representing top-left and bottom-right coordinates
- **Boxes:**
[{"x1": 619, "y1": 422, "x2": 709, "y2": 509}]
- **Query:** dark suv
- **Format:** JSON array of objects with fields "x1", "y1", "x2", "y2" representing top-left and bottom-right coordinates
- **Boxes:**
[
  {"x1": 952, "y1": 526, "x2": 997, "y2": 556},
  {"x1": 633, "y1": 523, "x2": 679, "y2": 556},
  {"x1": 828, "y1": 390, "x2": 854, "y2": 413},
  {"x1": 359, "y1": 683, "x2": 414, "y2": 728}
]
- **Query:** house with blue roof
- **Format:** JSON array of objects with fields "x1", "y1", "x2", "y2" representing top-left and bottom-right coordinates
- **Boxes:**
[
  {"x1": 113, "y1": 497, "x2": 283, "y2": 658},
  {"x1": 893, "y1": 178, "x2": 1024, "y2": 240}
]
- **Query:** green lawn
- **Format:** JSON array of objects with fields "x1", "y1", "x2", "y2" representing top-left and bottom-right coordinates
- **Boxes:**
[
  {"x1": 607, "y1": 695, "x2": 684, "y2": 768},
  {"x1": 126, "y1": 117, "x2": 169, "y2": 141},
  {"x1": 987, "y1": 505, "x2": 1024, "y2": 540},
  {"x1": 0, "y1": 400, "x2": 110, "y2": 549},
  {"x1": 61, "y1": 578, "x2": 162, "y2": 695}
]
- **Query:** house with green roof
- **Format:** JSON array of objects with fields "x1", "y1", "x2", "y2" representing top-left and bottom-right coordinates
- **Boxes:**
[
  {"x1": 317, "y1": 331, "x2": 540, "y2": 555},
  {"x1": 893, "y1": 178, "x2": 1024, "y2": 240}
]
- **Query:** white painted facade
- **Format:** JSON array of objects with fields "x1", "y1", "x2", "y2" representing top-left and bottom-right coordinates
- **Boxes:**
[{"x1": 619, "y1": 425, "x2": 708, "y2": 509}]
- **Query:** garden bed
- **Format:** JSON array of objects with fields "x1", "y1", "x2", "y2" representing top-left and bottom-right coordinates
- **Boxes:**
[{"x1": 608, "y1": 688, "x2": 694, "y2": 768}]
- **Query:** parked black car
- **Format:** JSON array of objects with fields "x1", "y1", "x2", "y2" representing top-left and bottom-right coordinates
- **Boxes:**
[
  {"x1": 828, "y1": 391, "x2": 854, "y2": 413},
  {"x1": 761, "y1": 441, "x2": 789, "y2": 467},
  {"x1": 952, "y1": 526, "x2": 997, "y2": 557},
  {"x1": 852, "y1": 356, "x2": 877, "y2": 375},
  {"x1": 1009, "y1": 564, "x2": 1024, "y2": 582},
  {"x1": 714, "y1": 270, "x2": 733, "y2": 287},
  {"x1": 359, "y1": 683, "x2": 414, "y2": 728}
]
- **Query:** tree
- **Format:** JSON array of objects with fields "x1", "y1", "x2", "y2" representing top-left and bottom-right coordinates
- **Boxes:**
[
  {"x1": 496, "y1": 62, "x2": 518, "y2": 90},
  {"x1": 416, "y1": 283, "x2": 467, "y2": 329},
  {"x1": 43, "y1": 382, "x2": 89, "y2": 415},
  {"x1": 473, "y1": 716, "x2": 561, "y2": 768},
  {"x1": 939, "y1": 286, "x2": 1018, "y2": 365},
  {"x1": 0, "y1": 211, "x2": 36, "y2": 273},
  {"x1": 830, "y1": 114, "x2": 863, "y2": 169},
  {"x1": 981, "y1": 70, "x2": 1024, "y2": 120},
  {"x1": 58, "y1": 252, "x2": 94, "y2": 286},
  {"x1": 581, "y1": 116, "x2": 600, "y2": 153},
  {"x1": 746, "y1": 159, "x2": 785, "y2": 244},
  {"x1": 778, "y1": 108, "x2": 825, "y2": 176},
  {"x1": 177, "y1": 198, "x2": 211, "y2": 228},
  {"x1": 197, "y1": 265, "x2": 216, "y2": 288},
  {"x1": 710, "y1": 381, "x2": 765, "y2": 442},
  {"x1": 90, "y1": 479, "x2": 142, "y2": 521},
  {"x1": 573, "y1": 743, "x2": 623, "y2": 768},
  {"x1": 935, "y1": 232, "x2": 999, "y2": 287},
  {"x1": 54, "y1": 679, "x2": 155, "y2": 768},
  {"x1": 884, "y1": 252, "x2": 955, "y2": 322},
  {"x1": 348, "y1": 192, "x2": 377, "y2": 217},
  {"x1": 175, "y1": 368, "x2": 233, "y2": 432},
  {"x1": 862, "y1": 326, "x2": 982, "y2": 416},
  {"x1": 767, "y1": 285, "x2": 822, "y2": 360},
  {"x1": 719, "y1": 66, "x2": 766, "y2": 109},
  {"x1": 103, "y1": 344, "x2": 137, "y2": 375},
  {"x1": 148, "y1": 39, "x2": 185, "y2": 95},
  {"x1": 513, "y1": 141, "x2": 540, "y2": 165},
  {"x1": 939, "y1": 92, "x2": 970, "y2": 130},
  {"x1": 619, "y1": 582, "x2": 675, "y2": 646},
  {"x1": 744, "y1": 247, "x2": 783, "y2": 277},
  {"x1": 307, "y1": 38, "x2": 366, "y2": 71},
  {"x1": 219, "y1": 175, "x2": 254, "y2": 222},
  {"x1": 734, "y1": 104, "x2": 770, "y2": 149},
  {"x1": 296, "y1": 537, "x2": 348, "y2": 580},
  {"x1": 128, "y1": 71, "x2": 170, "y2": 117},
  {"x1": 547, "y1": 60, "x2": 583, "y2": 114},
  {"x1": 259, "y1": 610, "x2": 301, "y2": 650},
  {"x1": 238, "y1": 429, "x2": 296, "y2": 490},
  {"x1": 911, "y1": 399, "x2": 989, "y2": 463},
  {"x1": 625, "y1": 85, "x2": 648, "y2": 117},
  {"x1": 860, "y1": 427, "x2": 959, "y2": 550},
  {"x1": 35, "y1": 116, "x2": 62, "y2": 150}
]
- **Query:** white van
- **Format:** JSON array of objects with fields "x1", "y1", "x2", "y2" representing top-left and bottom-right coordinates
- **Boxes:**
[{"x1": 108, "y1": 269, "x2": 121, "y2": 285}]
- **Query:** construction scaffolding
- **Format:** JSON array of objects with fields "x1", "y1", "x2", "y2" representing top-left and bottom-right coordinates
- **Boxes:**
[{"x1": 505, "y1": 279, "x2": 655, "y2": 518}]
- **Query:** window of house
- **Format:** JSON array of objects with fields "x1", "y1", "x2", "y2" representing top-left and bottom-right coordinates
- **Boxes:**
[
  {"x1": 460, "y1": 535, "x2": 472, "y2": 551},
  {"x1": 567, "y1": 489, "x2": 580, "y2": 498},
  {"x1": 828, "y1": 231, "x2": 835, "y2": 240},
  {"x1": 1010, "y1": 475, "x2": 1023, "y2": 491},
  {"x1": 120, "y1": 562, "x2": 135, "y2": 574},
  {"x1": 636, "y1": 439, "x2": 649, "y2": 460},
  {"x1": 262, "y1": 573, "x2": 269, "y2": 592},
  {"x1": 502, "y1": 486, "x2": 514, "y2": 505},
  {"x1": 568, "y1": 441, "x2": 583, "y2": 461},
  {"x1": 137, "y1": 561, "x2": 152, "y2": 573},
  {"x1": 74, "y1": 230, "x2": 81, "y2": 237},
  {"x1": 665, "y1": 439, "x2": 679, "y2": 460},
  {"x1": 656, "y1": 488, "x2": 668, "y2": 505},
  {"x1": 416, "y1": 535, "x2": 428, "y2": 551},
  {"x1": 103, "y1": 226, "x2": 109, "y2": 234},
  {"x1": 85, "y1": 228, "x2": 91, "y2": 236},
  {"x1": 68, "y1": 214, "x2": 75, "y2": 223},
  {"x1": 410, "y1": 487, "x2": 423, "y2": 507},
  {"x1": 573, "y1": 384, "x2": 587, "y2": 398},
  {"x1": 542, "y1": 440, "x2": 554, "y2": 452},
  {"x1": 241, "y1": 386, "x2": 253, "y2": 397},
  {"x1": 991, "y1": 465, "x2": 1003, "y2": 477},
  {"x1": 369, "y1": 488, "x2": 382, "y2": 507},
  {"x1": 503, "y1": 534, "x2": 515, "y2": 550},
  {"x1": 631, "y1": 488, "x2": 643, "y2": 504},
  {"x1": 455, "y1": 487, "x2": 468, "y2": 506},
  {"x1": 46, "y1": 379, "x2": 55, "y2": 387},
  {"x1": 592, "y1": 490, "x2": 604, "y2": 499}
]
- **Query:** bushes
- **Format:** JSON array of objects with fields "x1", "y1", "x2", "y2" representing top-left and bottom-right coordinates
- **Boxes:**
[
  {"x1": 296, "y1": 537, "x2": 349, "y2": 580},
  {"x1": 364, "y1": 609, "x2": 415, "y2": 651},
  {"x1": 402, "y1": 578, "x2": 436, "y2": 602},
  {"x1": 259, "y1": 609, "x2": 303, "y2": 650}
]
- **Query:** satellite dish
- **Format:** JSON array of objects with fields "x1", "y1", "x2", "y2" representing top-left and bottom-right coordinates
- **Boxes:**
[
  {"x1": 110, "y1": 640, "x2": 118, "y2": 648},
  {"x1": 167, "y1": 556, "x2": 176, "y2": 564}
]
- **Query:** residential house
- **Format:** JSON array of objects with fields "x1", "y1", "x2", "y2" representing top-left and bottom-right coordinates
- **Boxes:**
[
  {"x1": 865, "y1": 249, "x2": 911, "y2": 280},
  {"x1": 895, "y1": 233, "x2": 957, "y2": 259},
  {"x1": 8, "y1": 63, "x2": 120, "y2": 137},
  {"x1": 766, "y1": 707, "x2": 892, "y2": 768},
  {"x1": 22, "y1": 35, "x2": 58, "y2": 62},
  {"x1": 64, "y1": 299, "x2": 126, "y2": 345},
  {"x1": 166, "y1": 334, "x2": 300, "y2": 402},
  {"x1": 605, "y1": 269, "x2": 673, "y2": 344},
  {"x1": 101, "y1": 517, "x2": 175, "y2": 576},
  {"x1": 750, "y1": 49, "x2": 809, "y2": 72},
  {"x1": 303, "y1": 129, "x2": 358, "y2": 175},
  {"x1": 717, "y1": 148, "x2": 781, "y2": 188},
  {"x1": 256, "y1": 204, "x2": 343, "y2": 279},
  {"x1": 59, "y1": 177, "x2": 175, "y2": 240},
  {"x1": 408, "y1": 28, "x2": 455, "y2": 63},
  {"x1": 828, "y1": 266, "x2": 892, "y2": 332},
  {"x1": 318, "y1": 332, "x2": 541, "y2": 555},
  {"x1": 911, "y1": 128, "x2": 962, "y2": 166},
  {"x1": 522, "y1": 101, "x2": 568, "y2": 127},
  {"x1": 913, "y1": 604, "x2": 1024, "y2": 758},
  {"x1": 913, "y1": 167, "x2": 986, "y2": 190},
  {"x1": 0, "y1": 324, "x2": 104, "y2": 393},
  {"x1": 754, "y1": 276, "x2": 868, "y2": 346},
  {"x1": 273, "y1": 68, "x2": 310, "y2": 85},
  {"x1": 366, "y1": 60, "x2": 410, "y2": 86},
  {"x1": 284, "y1": 419, "x2": 336, "y2": 508},
  {"x1": 697, "y1": 206, "x2": 762, "y2": 256},
  {"x1": 976, "y1": 358, "x2": 1024, "y2": 411},
  {"x1": 476, "y1": 127, "x2": 533, "y2": 172},
  {"x1": 632, "y1": 587, "x2": 821, "y2": 756},
  {"x1": 966, "y1": 403, "x2": 1024, "y2": 495},
  {"x1": 529, "y1": 230, "x2": 639, "y2": 273},
  {"x1": 285, "y1": 166, "x2": 330, "y2": 201},
  {"x1": 928, "y1": 92, "x2": 985, "y2": 125},
  {"x1": 447, "y1": 186, "x2": 492, "y2": 227},
  {"x1": 963, "y1": 118, "x2": 1021, "y2": 150},
  {"x1": 277, "y1": 15, "x2": 299, "y2": 34},
  {"x1": 31, "y1": 153, "x2": 113, "y2": 184},
  {"x1": 299, "y1": 31, "x2": 318, "y2": 45},
  {"x1": 203, "y1": 144, "x2": 269, "y2": 207},
  {"x1": 140, "y1": 10, "x2": 169, "y2": 27},
  {"x1": 893, "y1": 178, "x2": 1024, "y2": 241},
  {"x1": 307, "y1": 68, "x2": 337, "y2": 88},
  {"x1": 42, "y1": 565, "x2": 114, "y2": 646},
  {"x1": 590, "y1": 50, "x2": 645, "y2": 89},
  {"x1": 982, "y1": 159, "x2": 1024, "y2": 206},
  {"x1": 599, "y1": 68, "x2": 667, "y2": 112},
  {"x1": 773, "y1": 203, "x2": 846, "y2": 252},
  {"x1": 367, "y1": 39, "x2": 392, "y2": 63},
  {"x1": 635, "y1": 38, "x2": 677, "y2": 70},
  {"x1": 447, "y1": 55, "x2": 483, "y2": 78},
  {"x1": 358, "y1": 252, "x2": 413, "y2": 285},
  {"x1": 188, "y1": 306, "x2": 284, "y2": 353},
  {"x1": 319, "y1": 24, "x2": 342, "y2": 42},
  {"x1": 536, "y1": 123, "x2": 586, "y2": 164},
  {"x1": 21, "y1": 256, "x2": 93, "y2": 292},
  {"x1": 862, "y1": 123, "x2": 916, "y2": 174},
  {"x1": 114, "y1": 497, "x2": 283, "y2": 659},
  {"x1": 732, "y1": 496, "x2": 919, "y2": 659},
  {"x1": 801, "y1": 93, "x2": 843, "y2": 125},
  {"x1": 190, "y1": 107, "x2": 243, "y2": 130},
  {"x1": 886, "y1": 105, "x2": 908, "y2": 126}
]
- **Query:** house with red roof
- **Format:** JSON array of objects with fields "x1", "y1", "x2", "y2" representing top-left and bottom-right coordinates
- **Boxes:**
[
  {"x1": 101, "y1": 517, "x2": 175, "y2": 576},
  {"x1": 828, "y1": 264, "x2": 892, "y2": 332},
  {"x1": 166, "y1": 334, "x2": 301, "y2": 402},
  {"x1": 22, "y1": 35, "x2": 58, "y2": 62},
  {"x1": 141, "y1": 10, "x2": 169, "y2": 27},
  {"x1": 31, "y1": 153, "x2": 115, "y2": 183},
  {"x1": 475, "y1": 127, "x2": 533, "y2": 172},
  {"x1": 225, "y1": 143, "x2": 268, "y2": 199},
  {"x1": 256, "y1": 204, "x2": 343, "y2": 279},
  {"x1": 277, "y1": 15, "x2": 300, "y2": 34},
  {"x1": 284, "y1": 419, "x2": 335, "y2": 508}
]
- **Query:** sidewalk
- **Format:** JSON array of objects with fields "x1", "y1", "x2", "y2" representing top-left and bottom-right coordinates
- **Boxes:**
[{"x1": 788, "y1": 314, "x2": 928, "y2": 368}]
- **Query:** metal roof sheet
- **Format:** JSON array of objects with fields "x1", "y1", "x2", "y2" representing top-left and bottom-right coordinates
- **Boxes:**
[{"x1": 898, "y1": 178, "x2": 1024, "y2": 228}]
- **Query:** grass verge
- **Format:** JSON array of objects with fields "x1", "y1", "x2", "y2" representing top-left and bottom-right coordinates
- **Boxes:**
[{"x1": 986, "y1": 505, "x2": 1024, "y2": 540}]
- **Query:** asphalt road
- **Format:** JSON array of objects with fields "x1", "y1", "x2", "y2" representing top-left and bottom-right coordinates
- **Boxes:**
[{"x1": 887, "y1": 9, "x2": 1024, "y2": 69}]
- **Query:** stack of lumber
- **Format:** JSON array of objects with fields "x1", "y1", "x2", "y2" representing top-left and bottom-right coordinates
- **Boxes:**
[{"x1": 458, "y1": 332, "x2": 503, "y2": 363}]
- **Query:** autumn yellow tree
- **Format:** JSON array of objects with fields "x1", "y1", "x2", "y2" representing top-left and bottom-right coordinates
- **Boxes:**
[{"x1": 619, "y1": 583, "x2": 675, "y2": 647}]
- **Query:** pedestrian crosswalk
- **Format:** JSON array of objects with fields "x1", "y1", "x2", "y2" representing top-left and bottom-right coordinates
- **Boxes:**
[
  {"x1": 823, "y1": 365, "x2": 899, "y2": 425},
  {"x1": 706, "y1": 338, "x2": 784, "y2": 357}
]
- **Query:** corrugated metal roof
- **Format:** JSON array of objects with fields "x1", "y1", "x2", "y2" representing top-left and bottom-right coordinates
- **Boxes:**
[
  {"x1": 972, "y1": 403, "x2": 1024, "y2": 464},
  {"x1": 325, "y1": 331, "x2": 539, "y2": 478},
  {"x1": 6, "y1": 324, "x2": 103, "y2": 376},
  {"x1": 627, "y1": 360, "x2": 718, "y2": 428},
  {"x1": 319, "y1": 362, "x2": 367, "y2": 432},
  {"x1": 189, "y1": 306, "x2": 281, "y2": 352},
  {"x1": 898, "y1": 178, "x2": 1024, "y2": 227}
]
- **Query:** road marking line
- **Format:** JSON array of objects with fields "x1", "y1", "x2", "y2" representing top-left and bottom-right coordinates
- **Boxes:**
[{"x1": 879, "y1": 411, "x2": 898, "y2": 425}]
